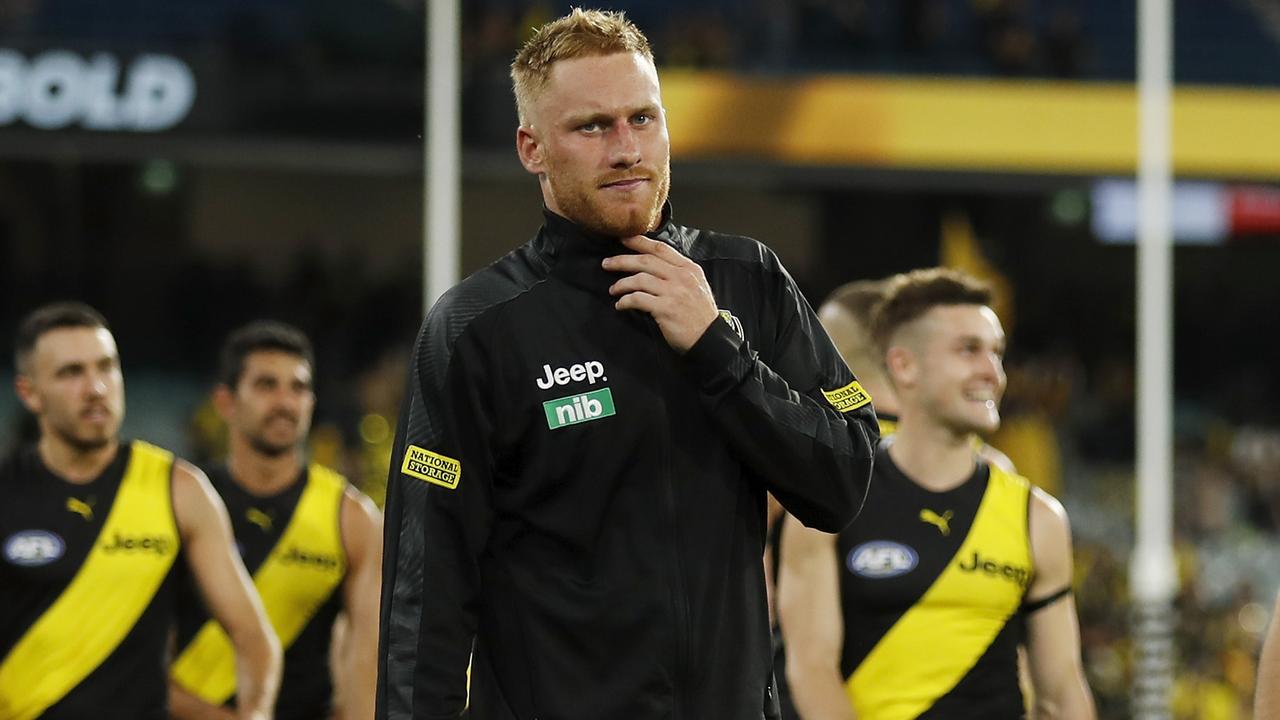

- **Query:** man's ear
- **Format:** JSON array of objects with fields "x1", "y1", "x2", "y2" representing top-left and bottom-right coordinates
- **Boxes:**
[
  {"x1": 516, "y1": 125, "x2": 545, "y2": 175},
  {"x1": 212, "y1": 384, "x2": 236, "y2": 422},
  {"x1": 14, "y1": 374, "x2": 41, "y2": 415},
  {"x1": 884, "y1": 345, "x2": 918, "y2": 390}
]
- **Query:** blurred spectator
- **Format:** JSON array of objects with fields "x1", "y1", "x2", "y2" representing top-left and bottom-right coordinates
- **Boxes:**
[
  {"x1": 1046, "y1": 4, "x2": 1086, "y2": 77},
  {"x1": 973, "y1": 0, "x2": 1037, "y2": 74}
]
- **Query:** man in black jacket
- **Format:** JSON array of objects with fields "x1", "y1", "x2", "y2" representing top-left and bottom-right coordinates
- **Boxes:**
[{"x1": 376, "y1": 9, "x2": 879, "y2": 720}]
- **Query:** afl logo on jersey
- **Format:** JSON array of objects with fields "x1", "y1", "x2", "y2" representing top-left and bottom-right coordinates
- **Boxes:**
[
  {"x1": 4, "y1": 530, "x2": 66, "y2": 567},
  {"x1": 848, "y1": 541, "x2": 918, "y2": 579}
]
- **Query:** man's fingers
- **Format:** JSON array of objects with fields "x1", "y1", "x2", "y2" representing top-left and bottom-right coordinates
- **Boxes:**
[
  {"x1": 602, "y1": 253, "x2": 674, "y2": 278},
  {"x1": 609, "y1": 273, "x2": 664, "y2": 297},
  {"x1": 614, "y1": 290, "x2": 660, "y2": 313},
  {"x1": 621, "y1": 235, "x2": 687, "y2": 264},
  {"x1": 619, "y1": 234, "x2": 663, "y2": 253}
]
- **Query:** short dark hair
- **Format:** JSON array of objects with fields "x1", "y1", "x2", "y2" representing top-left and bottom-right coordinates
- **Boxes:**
[
  {"x1": 872, "y1": 268, "x2": 993, "y2": 352},
  {"x1": 218, "y1": 321, "x2": 315, "y2": 389},
  {"x1": 15, "y1": 302, "x2": 110, "y2": 374}
]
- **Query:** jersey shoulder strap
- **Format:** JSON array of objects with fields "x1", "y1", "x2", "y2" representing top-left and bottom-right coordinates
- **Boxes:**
[
  {"x1": 0, "y1": 441, "x2": 179, "y2": 720},
  {"x1": 171, "y1": 463, "x2": 348, "y2": 704}
]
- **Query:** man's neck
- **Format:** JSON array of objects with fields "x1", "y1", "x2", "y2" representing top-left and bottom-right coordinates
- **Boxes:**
[
  {"x1": 887, "y1": 412, "x2": 976, "y2": 492},
  {"x1": 860, "y1": 374, "x2": 899, "y2": 418},
  {"x1": 226, "y1": 439, "x2": 303, "y2": 496},
  {"x1": 39, "y1": 434, "x2": 119, "y2": 485}
]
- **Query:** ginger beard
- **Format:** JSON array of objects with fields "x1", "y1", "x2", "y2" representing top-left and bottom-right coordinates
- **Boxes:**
[
  {"x1": 544, "y1": 151, "x2": 671, "y2": 237},
  {"x1": 526, "y1": 51, "x2": 673, "y2": 238}
]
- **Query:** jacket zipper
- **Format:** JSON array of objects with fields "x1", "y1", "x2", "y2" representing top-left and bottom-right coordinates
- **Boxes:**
[
  {"x1": 648, "y1": 317, "x2": 693, "y2": 719},
  {"x1": 661, "y1": 422, "x2": 694, "y2": 719}
]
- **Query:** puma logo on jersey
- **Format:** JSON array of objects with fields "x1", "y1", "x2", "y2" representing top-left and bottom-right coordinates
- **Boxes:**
[
  {"x1": 536, "y1": 361, "x2": 606, "y2": 390},
  {"x1": 65, "y1": 497, "x2": 95, "y2": 522},
  {"x1": 246, "y1": 507, "x2": 273, "y2": 532},
  {"x1": 919, "y1": 508, "x2": 953, "y2": 536}
]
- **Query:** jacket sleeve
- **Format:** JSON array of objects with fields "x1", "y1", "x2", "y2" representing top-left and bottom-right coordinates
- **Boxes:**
[
  {"x1": 682, "y1": 253, "x2": 878, "y2": 533},
  {"x1": 377, "y1": 298, "x2": 496, "y2": 720}
]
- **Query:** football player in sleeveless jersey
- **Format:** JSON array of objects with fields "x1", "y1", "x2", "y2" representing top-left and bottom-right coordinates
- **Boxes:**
[
  {"x1": 170, "y1": 321, "x2": 381, "y2": 720},
  {"x1": 1, "y1": 302, "x2": 280, "y2": 720},
  {"x1": 780, "y1": 269, "x2": 1094, "y2": 719}
]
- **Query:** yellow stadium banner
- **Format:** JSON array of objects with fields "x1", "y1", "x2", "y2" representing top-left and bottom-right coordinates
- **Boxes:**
[{"x1": 662, "y1": 72, "x2": 1280, "y2": 179}]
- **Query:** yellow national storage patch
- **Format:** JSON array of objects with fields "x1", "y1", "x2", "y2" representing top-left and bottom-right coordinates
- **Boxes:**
[
  {"x1": 402, "y1": 446, "x2": 462, "y2": 490},
  {"x1": 823, "y1": 380, "x2": 872, "y2": 413}
]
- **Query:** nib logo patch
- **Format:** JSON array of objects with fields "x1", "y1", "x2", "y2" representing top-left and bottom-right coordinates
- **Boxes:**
[{"x1": 544, "y1": 388, "x2": 616, "y2": 429}]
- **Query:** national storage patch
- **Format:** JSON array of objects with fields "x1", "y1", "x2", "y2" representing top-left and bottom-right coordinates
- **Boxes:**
[
  {"x1": 401, "y1": 446, "x2": 462, "y2": 490},
  {"x1": 822, "y1": 380, "x2": 872, "y2": 413}
]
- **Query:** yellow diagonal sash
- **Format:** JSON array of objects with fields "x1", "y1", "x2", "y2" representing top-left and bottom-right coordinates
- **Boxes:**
[
  {"x1": 0, "y1": 441, "x2": 178, "y2": 720},
  {"x1": 171, "y1": 465, "x2": 347, "y2": 704},
  {"x1": 847, "y1": 468, "x2": 1031, "y2": 720}
]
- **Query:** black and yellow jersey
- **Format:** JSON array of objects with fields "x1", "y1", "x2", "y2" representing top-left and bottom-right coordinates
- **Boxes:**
[
  {"x1": 0, "y1": 441, "x2": 181, "y2": 720},
  {"x1": 837, "y1": 441, "x2": 1032, "y2": 719},
  {"x1": 173, "y1": 464, "x2": 347, "y2": 720},
  {"x1": 876, "y1": 412, "x2": 899, "y2": 438}
]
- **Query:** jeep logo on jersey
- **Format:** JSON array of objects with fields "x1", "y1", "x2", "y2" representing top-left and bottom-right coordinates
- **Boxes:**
[
  {"x1": 957, "y1": 551, "x2": 1030, "y2": 587},
  {"x1": 278, "y1": 545, "x2": 342, "y2": 571},
  {"x1": 848, "y1": 541, "x2": 918, "y2": 579},
  {"x1": 4, "y1": 530, "x2": 65, "y2": 567},
  {"x1": 544, "y1": 388, "x2": 616, "y2": 429},
  {"x1": 536, "y1": 361, "x2": 606, "y2": 390},
  {"x1": 101, "y1": 531, "x2": 173, "y2": 556}
]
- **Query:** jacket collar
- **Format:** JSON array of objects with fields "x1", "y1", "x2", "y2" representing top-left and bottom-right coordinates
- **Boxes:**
[{"x1": 539, "y1": 202, "x2": 682, "y2": 298}]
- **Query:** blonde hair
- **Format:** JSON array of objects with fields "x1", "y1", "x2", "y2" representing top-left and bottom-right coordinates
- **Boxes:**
[{"x1": 510, "y1": 8, "x2": 654, "y2": 124}]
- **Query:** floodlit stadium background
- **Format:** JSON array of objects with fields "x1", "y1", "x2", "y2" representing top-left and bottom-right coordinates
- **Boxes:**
[{"x1": 3, "y1": 2, "x2": 1280, "y2": 717}]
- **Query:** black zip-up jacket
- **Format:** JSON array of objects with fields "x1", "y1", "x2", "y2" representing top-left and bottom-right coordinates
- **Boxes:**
[{"x1": 377, "y1": 206, "x2": 878, "y2": 720}]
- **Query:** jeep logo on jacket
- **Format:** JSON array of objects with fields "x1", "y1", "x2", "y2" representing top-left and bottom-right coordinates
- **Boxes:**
[
  {"x1": 536, "y1": 361, "x2": 607, "y2": 389},
  {"x1": 379, "y1": 205, "x2": 879, "y2": 720}
]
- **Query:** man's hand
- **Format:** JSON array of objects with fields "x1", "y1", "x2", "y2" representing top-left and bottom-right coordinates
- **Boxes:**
[
  {"x1": 171, "y1": 461, "x2": 281, "y2": 720},
  {"x1": 603, "y1": 235, "x2": 719, "y2": 353}
]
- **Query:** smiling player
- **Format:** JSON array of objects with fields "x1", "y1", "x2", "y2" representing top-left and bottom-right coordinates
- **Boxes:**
[{"x1": 779, "y1": 269, "x2": 1095, "y2": 719}]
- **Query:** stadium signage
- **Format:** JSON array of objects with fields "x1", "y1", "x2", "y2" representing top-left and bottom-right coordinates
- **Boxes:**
[{"x1": 0, "y1": 49, "x2": 195, "y2": 132}]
